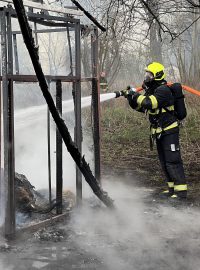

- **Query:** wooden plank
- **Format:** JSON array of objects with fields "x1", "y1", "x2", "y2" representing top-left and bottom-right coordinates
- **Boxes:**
[
  {"x1": 0, "y1": 0, "x2": 83, "y2": 16},
  {"x1": 16, "y1": 212, "x2": 71, "y2": 235}
]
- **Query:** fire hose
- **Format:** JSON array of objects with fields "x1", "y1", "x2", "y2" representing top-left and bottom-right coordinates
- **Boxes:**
[{"x1": 114, "y1": 83, "x2": 200, "y2": 98}]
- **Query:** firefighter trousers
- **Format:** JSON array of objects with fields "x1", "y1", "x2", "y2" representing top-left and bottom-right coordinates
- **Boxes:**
[{"x1": 156, "y1": 131, "x2": 187, "y2": 198}]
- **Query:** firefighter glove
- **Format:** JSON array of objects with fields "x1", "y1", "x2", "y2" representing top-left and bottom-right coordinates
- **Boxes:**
[
  {"x1": 127, "y1": 85, "x2": 137, "y2": 95},
  {"x1": 120, "y1": 89, "x2": 129, "y2": 98}
]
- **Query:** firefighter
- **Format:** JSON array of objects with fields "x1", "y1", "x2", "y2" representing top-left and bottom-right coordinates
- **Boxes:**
[
  {"x1": 100, "y1": 71, "x2": 108, "y2": 92},
  {"x1": 123, "y1": 62, "x2": 187, "y2": 199}
]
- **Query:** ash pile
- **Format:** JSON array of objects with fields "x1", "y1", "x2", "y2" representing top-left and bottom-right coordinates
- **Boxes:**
[{"x1": 15, "y1": 172, "x2": 75, "y2": 228}]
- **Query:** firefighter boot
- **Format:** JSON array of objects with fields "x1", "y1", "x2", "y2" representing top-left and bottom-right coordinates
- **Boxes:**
[
  {"x1": 160, "y1": 182, "x2": 174, "y2": 198},
  {"x1": 173, "y1": 184, "x2": 187, "y2": 199},
  {"x1": 169, "y1": 184, "x2": 187, "y2": 202}
]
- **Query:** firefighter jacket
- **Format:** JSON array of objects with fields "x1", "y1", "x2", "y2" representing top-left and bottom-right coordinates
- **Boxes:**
[
  {"x1": 128, "y1": 80, "x2": 179, "y2": 136},
  {"x1": 100, "y1": 77, "x2": 108, "y2": 92}
]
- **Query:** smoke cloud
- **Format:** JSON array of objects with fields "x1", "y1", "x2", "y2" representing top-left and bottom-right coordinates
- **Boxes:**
[
  {"x1": 66, "y1": 176, "x2": 200, "y2": 270},
  {"x1": 14, "y1": 93, "x2": 114, "y2": 194}
]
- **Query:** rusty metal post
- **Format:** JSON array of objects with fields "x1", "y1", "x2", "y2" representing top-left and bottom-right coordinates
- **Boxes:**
[
  {"x1": 47, "y1": 81, "x2": 52, "y2": 206},
  {"x1": 74, "y1": 21, "x2": 82, "y2": 205},
  {"x1": 7, "y1": 11, "x2": 13, "y2": 75},
  {"x1": 91, "y1": 28, "x2": 101, "y2": 182},
  {"x1": 5, "y1": 79, "x2": 15, "y2": 239},
  {"x1": 34, "y1": 22, "x2": 38, "y2": 46},
  {"x1": 0, "y1": 79, "x2": 0, "y2": 188},
  {"x1": 0, "y1": 52, "x2": 1, "y2": 230},
  {"x1": 13, "y1": 34, "x2": 19, "y2": 75},
  {"x1": 0, "y1": 11, "x2": 2, "y2": 223},
  {"x1": 56, "y1": 80, "x2": 63, "y2": 214},
  {"x1": 2, "y1": 10, "x2": 15, "y2": 238}
]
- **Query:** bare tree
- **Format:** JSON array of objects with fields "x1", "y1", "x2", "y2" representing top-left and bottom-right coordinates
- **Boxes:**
[{"x1": 54, "y1": 0, "x2": 200, "y2": 87}]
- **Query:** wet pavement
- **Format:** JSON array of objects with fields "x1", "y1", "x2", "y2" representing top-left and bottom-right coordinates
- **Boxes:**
[{"x1": 1, "y1": 174, "x2": 200, "y2": 270}]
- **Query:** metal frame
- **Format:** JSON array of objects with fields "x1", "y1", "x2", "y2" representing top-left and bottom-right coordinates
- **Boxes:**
[
  {"x1": 1, "y1": 9, "x2": 15, "y2": 238},
  {"x1": 74, "y1": 20, "x2": 82, "y2": 205},
  {"x1": 56, "y1": 80, "x2": 63, "y2": 214},
  {"x1": 91, "y1": 28, "x2": 101, "y2": 182},
  {"x1": 0, "y1": 0, "x2": 83, "y2": 16},
  {"x1": 0, "y1": 5, "x2": 101, "y2": 238}
]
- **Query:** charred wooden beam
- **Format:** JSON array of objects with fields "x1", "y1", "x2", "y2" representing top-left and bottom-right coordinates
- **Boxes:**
[
  {"x1": 17, "y1": 212, "x2": 71, "y2": 237},
  {"x1": 13, "y1": 0, "x2": 114, "y2": 209},
  {"x1": 71, "y1": 0, "x2": 106, "y2": 32}
]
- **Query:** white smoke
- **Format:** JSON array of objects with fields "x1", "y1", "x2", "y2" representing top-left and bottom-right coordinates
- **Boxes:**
[
  {"x1": 14, "y1": 93, "x2": 115, "y2": 193},
  {"x1": 66, "y1": 176, "x2": 200, "y2": 270}
]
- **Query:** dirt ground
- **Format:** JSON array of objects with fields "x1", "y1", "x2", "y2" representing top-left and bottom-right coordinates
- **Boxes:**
[
  {"x1": 100, "y1": 95, "x2": 200, "y2": 206},
  {"x1": 101, "y1": 134, "x2": 200, "y2": 208},
  {"x1": 1, "y1": 170, "x2": 200, "y2": 270}
]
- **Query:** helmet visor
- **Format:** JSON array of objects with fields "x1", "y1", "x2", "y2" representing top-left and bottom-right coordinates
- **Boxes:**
[{"x1": 144, "y1": 71, "x2": 154, "y2": 82}]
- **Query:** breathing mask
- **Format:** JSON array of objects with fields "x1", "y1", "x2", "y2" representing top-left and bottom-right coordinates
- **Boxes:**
[{"x1": 144, "y1": 71, "x2": 155, "y2": 87}]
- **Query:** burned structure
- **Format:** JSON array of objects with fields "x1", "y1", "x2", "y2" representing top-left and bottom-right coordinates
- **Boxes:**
[{"x1": 0, "y1": 0, "x2": 111, "y2": 239}]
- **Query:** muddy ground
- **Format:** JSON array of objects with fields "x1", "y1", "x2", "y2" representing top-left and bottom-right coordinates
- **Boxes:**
[{"x1": 1, "y1": 171, "x2": 200, "y2": 270}]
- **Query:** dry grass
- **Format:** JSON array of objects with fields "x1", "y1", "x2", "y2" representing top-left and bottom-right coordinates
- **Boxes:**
[{"x1": 100, "y1": 95, "x2": 200, "y2": 195}]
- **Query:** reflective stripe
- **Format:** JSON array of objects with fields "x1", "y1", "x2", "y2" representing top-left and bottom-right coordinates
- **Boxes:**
[
  {"x1": 174, "y1": 184, "x2": 187, "y2": 191},
  {"x1": 162, "y1": 190, "x2": 169, "y2": 194},
  {"x1": 148, "y1": 105, "x2": 174, "y2": 115},
  {"x1": 164, "y1": 121, "x2": 178, "y2": 131},
  {"x1": 136, "y1": 105, "x2": 141, "y2": 111},
  {"x1": 162, "y1": 105, "x2": 174, "y2": 112},
  {"x1": 137, "y1": 95, "x2": 145, "y2": 106},
  {"x1": 151, "y1": 121, "x2": 178, "y2": 134},
  {"x1": 168, "y1": 182, "x2": 174, "y2": 188},
  {"x1": 171, "y1": 194, "x2": 177, "y2": 198},
  {"x1": 151, "y1": 128, "x2": 157, "y2": 135},
  {"x1": 149, "y1": 95, "x2": 158, "y2": 109},
  {"x1": 100, "y1": 83, "x2": 108, "y2": 86}
]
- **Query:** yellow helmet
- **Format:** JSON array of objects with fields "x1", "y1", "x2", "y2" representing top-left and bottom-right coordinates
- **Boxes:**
[{"x1": 145, "y1": 62, "x2": 165, "y2": 81}]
